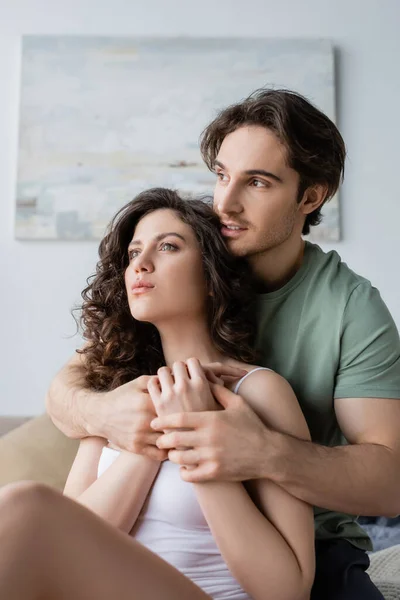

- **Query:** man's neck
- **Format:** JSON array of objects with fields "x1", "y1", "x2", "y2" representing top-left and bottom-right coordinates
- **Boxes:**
[{"x1": 250, "y1": 237, "x2": 306, "y2": 293}]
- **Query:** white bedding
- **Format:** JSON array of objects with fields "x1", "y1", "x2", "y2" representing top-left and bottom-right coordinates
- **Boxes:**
[{"x1": 368, "y1": 544, "x2": 400, "y2": 599}]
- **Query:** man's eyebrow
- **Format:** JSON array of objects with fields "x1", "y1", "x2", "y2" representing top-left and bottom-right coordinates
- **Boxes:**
[
  {"x1": 245, "y1": 169, "x2": 283, "y2": 183},
  {"x1": 214, "y1": 160, "x2": 283, "y2": 183},
  {"x1": 128, "y1": 232, "x2": 186, "y2": 248}
]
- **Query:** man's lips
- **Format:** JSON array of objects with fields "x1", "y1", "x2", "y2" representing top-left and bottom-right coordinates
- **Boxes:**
[{"x1": 221, "y1": 223, "x2": 248, "y2": 238}]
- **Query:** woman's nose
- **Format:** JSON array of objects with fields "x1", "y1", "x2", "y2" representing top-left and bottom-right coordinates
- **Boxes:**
[{"x1": 134, "y1": 252, "x2": 154, "y2": 273}]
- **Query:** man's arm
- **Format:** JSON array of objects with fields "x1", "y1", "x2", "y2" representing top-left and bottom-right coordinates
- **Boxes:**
[
  {"x1": 46, "y1": 350, "x2": 165, "y2": 460},
  {"x1": 269, "y1": 282, "x2": 399, "y2": 517},
  {"x1": 46, "y1": 350, "x2": 246, "y2": 455},
  {"x1": 154, "y1": 394, "x2": 400, "y2": 517},
  {"x1": 46, "y1": 350, "x2": 100, "y2": 439},
  {"x1": 265, "y1": 396, "x2": 400, "y2": 517}
]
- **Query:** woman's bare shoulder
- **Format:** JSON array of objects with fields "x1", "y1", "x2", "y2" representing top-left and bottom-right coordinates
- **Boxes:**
[
  {"x1": 233, "y1": 364, "x2": 310, "y2": 440},
  {"x1": 225, "y1": 360, "x2": 288, "y2": 390}
]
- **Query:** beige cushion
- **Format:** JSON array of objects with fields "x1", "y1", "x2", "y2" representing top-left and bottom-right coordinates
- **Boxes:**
[
  {"x1": 0, "y1": 414, "x2": 79, "y2": 490},
  {"x1": 0, "y1": 417, "x2": 31, "y2": 437}
]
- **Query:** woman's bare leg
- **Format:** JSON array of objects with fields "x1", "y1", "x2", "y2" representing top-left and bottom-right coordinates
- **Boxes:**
[{"x1": 0, "y1": 481, "x2": 211, "y2": 600}]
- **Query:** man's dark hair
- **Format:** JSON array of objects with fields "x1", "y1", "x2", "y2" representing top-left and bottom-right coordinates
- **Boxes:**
[{"x1": 200, "y1": 88, "x2": 346, "y2": 235}]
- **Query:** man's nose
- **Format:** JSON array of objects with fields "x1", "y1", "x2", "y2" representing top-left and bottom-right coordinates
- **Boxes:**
[{"x1": 215, "y1": 183, "x2": 243, "y2": 216}]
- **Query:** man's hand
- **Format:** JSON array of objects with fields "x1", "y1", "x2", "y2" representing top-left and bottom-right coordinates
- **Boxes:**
[
  {"x1": 201, "y1": 362, "x2": 247, "y2": 386},
  {"x1": 151, "y1": 383, "x2": 273, "y2": 482},
  {"x1": 89, "y1": 364, "x2": 246, "y2": 460},
  {"x1": 95, "y1": 375, "x2": 167, "y2": 461}
]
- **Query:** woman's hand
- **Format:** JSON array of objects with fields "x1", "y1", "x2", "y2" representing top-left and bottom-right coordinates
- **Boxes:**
[{"x1": 147, "y1": 358, "x2": 220, "y2": 418}]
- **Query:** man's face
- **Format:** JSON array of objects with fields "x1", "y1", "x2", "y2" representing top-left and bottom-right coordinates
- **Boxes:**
[{"x1": 213, "y1": 125, "x2": 305, "y2": 258}]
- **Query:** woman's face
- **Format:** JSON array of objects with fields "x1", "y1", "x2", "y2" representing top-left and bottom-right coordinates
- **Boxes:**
[{"x1": 124, "y1": 208, "x2": 209, "y2": 325}]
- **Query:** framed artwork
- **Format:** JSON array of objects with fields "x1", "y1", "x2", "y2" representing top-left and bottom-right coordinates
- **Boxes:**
[{"x1": 15, "y1": 36, "x2": 338, "y2": 241}]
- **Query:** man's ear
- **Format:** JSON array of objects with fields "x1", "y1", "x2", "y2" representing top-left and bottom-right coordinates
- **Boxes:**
[{"x1": 299, "y1": 184, "x2": 329, "y2": 216}]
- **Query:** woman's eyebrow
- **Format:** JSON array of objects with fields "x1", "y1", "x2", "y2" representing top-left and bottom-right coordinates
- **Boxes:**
[{"x1": 128, "y1": 232, "x2": 186, "y2": 248}]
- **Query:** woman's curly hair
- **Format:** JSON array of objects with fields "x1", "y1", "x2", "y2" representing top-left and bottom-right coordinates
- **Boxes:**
[{"x1": 76, "y1": 187, "x2": 257, "y2": 391}]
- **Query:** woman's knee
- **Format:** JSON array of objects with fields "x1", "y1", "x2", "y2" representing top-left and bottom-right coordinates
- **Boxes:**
[{"x1": 0, "y1": 480, "x2": 59, "y2": 518}]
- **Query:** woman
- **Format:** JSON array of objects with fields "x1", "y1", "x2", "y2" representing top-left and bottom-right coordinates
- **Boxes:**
[{"x1": 0, "y1": 188, "x2": 314, "y2": 600}]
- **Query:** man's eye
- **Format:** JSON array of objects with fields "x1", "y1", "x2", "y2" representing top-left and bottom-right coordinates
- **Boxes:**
[
  {"x1": 216, "y1": 171, "x2": 227, "y2": 181},
  {"x1": 251, "y1": 179, "x2": 268, "y2": 188}
]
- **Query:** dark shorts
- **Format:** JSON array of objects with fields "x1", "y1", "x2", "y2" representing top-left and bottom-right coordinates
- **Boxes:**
[{"x1": 311, "y1": 540, "x2": 384, "y2": 600}]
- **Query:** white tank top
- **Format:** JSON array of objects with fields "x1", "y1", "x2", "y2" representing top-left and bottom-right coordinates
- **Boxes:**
[{"x1": 97, "y1": 367, "x2": 271, "y2": 600}]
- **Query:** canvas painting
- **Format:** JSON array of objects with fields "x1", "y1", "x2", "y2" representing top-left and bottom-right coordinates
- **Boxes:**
[{"x1": 15, "y1": 37, "x2": 338, "y2": 241}]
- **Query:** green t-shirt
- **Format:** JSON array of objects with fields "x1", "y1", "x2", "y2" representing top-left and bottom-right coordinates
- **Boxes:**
[{"x1": 256, "y1": 241, "x2": 400, "y2": 550}]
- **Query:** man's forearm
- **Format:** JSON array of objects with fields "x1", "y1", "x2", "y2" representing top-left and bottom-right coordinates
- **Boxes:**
[
  {"x1": 46, "y1": 353, "x2": 103, "y2": 439},
  {"x1": 267, "y1": 432, "x2": 400, "y2": 517}
]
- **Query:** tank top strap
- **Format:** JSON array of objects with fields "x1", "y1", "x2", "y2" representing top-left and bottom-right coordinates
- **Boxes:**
[{"x1": 233, "y1": 367, "x2": 273, "y2": 394}]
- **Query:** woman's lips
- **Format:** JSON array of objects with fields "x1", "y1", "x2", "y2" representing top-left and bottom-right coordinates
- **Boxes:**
[
  {"x1": 131, "y1": 282, "x2": 155, "y2": 295},
  {"x1": 131, "y1": 286, "x2": 154, "y2": 295}
]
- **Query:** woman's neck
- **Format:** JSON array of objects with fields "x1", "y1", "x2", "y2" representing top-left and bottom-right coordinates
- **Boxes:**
[{"x1": 157, "y1": 318, "x2": 224, "y2": 367}]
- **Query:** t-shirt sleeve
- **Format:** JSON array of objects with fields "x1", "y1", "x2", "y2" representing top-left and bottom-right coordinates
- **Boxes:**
[{"x1": 334, "y1": 283, "x2": 400, "y2": 399}]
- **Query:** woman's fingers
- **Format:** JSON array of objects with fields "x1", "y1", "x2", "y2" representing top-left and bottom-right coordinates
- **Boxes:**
[
  {"x1": 152, "y1": 362, "x2": 246, "y2": 390},
  {"x1": 172, "y1": 361, "x2": 189, "y2": 385},
  {"x1": 186, "y1": 357, "x2": 207, "y2": 381},
  {"x1": 157, "y1": 367, "x2": 174, "y2": 392},
  {"x1": 147, "y1": 375, "x2": 161, "y2": 400}
]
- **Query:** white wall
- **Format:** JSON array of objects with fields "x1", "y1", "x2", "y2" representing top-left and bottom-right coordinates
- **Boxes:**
[{"x1": 1, "y1": 0, "x2": 399, "y2": 415}]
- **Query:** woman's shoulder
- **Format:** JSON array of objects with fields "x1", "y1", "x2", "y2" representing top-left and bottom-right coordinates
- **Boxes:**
[
  {"x1": 235, "y1": 364, "x2": 292, "y2": 395},
  {"x1": 226, "y1": 360, "x2": 288, "y2": 391},
  {"x1": 231, "y1": 363, "x2": 310, "y2": 440}
]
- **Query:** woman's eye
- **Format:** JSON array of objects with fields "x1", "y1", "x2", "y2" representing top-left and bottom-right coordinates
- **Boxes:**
[
  {"x1": 128, "y1": 249, "x2": 140, "y2": 260},
  {"x1": 160, "y1": 242, "x2": 178, "y2": 252}
]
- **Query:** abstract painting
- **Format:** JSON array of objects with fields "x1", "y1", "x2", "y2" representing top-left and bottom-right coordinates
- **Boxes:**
[{"x1": 15, "y1": 37, "x2": 338, "y2": 241}]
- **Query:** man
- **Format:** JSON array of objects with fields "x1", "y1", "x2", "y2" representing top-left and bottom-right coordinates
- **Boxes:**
[{"x1": 47, "y1": 89, "x2": 400, "y2": 599}]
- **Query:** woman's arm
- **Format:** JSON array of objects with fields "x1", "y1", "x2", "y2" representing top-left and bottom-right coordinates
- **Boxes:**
[
  {"x1": 192, "y1": 371, "x2": 315, "y2": 600},
  {"x1": 64, "y1": 437, "x2": 160, "y2": 533},
  {"x1": 63, "y1": 436, "x2": 107, "y2": 497}
]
